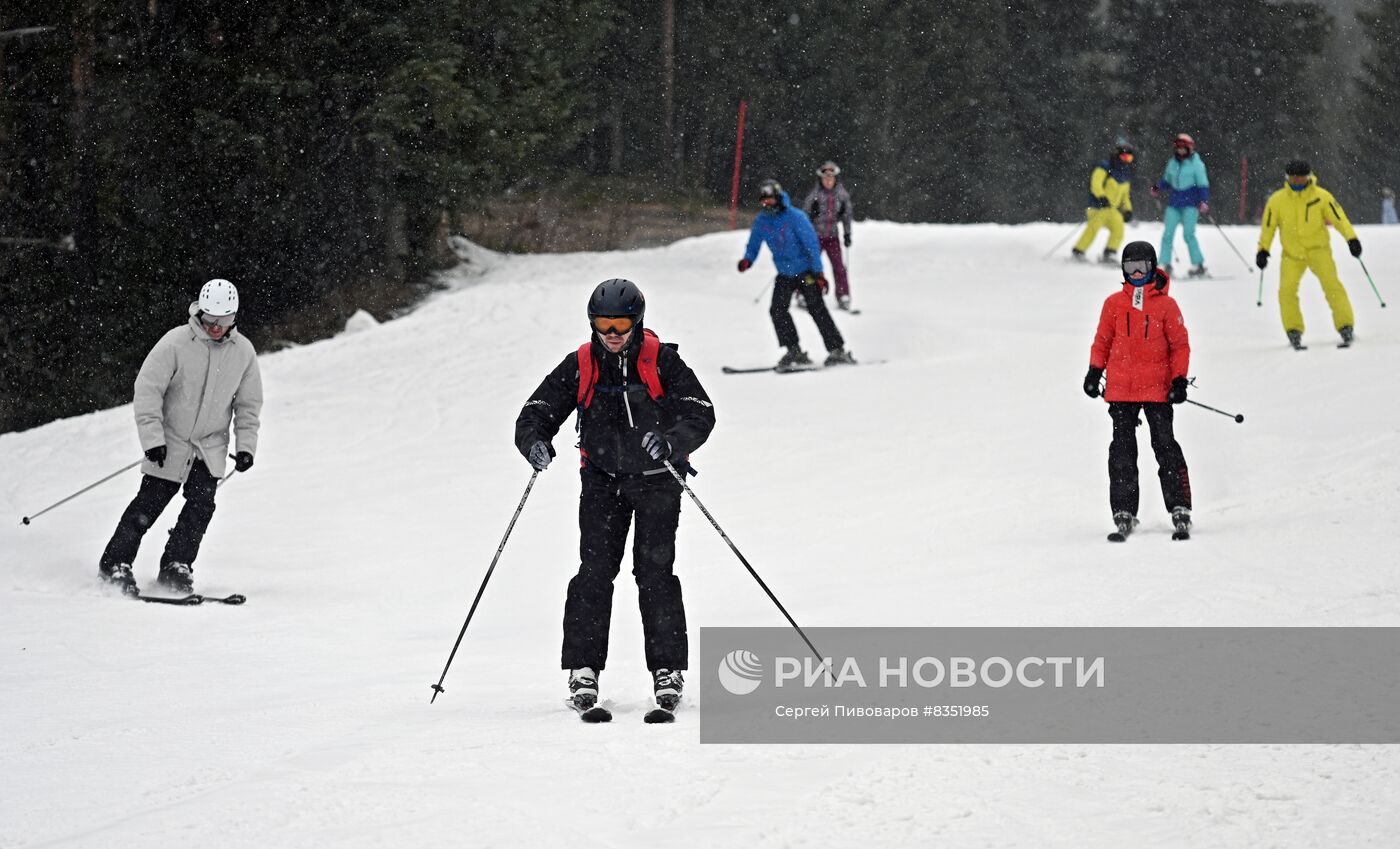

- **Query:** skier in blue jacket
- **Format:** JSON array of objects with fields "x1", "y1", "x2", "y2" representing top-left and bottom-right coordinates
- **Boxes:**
[
  {"x1": 1152, "y1": 133, "x2": 1211, "y2": 278},
  {"x1": 737, "y1": 179, "x2": 853, "y2": 369}
]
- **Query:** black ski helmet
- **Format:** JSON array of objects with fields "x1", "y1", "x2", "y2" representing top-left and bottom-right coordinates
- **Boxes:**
[
  {"x1": 1285, "y1": 160, "x2": 1311, "y2": 177},
  {"x1": 587, "y1": 278, "x2": 645, "y2": 327},
  {"x1": 1120, "y1": 240, "x2": 1158, "y2": 286},
  {"x1": 759, "y1": 178, "x2": 784, "y2": 208}
]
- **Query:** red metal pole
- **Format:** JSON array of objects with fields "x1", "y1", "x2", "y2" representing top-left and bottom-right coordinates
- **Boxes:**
[
  {"x1": 728, "y1": 99, "x2": 747, "y2": 230},
  {"x1": 1238, "y1": 155, "x2": 1249, "y2": 224}
]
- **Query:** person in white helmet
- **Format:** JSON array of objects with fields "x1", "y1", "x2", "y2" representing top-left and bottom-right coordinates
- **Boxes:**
[{"x1": 98, "y1": 279, "x2": 263, "y2": 597}]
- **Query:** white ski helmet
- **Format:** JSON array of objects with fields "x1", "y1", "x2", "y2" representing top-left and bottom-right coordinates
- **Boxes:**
[
  {"x1": 817, "y1": 160, "x2": 840, "y2": 177},
  {"x1": 198, "y1": 279, "x2": 239, "y2": 316}
]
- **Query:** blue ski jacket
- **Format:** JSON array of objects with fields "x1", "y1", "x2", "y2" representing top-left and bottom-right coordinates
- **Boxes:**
[
  {"x1": 1155, "y1": 154, "x2": 1210, "y2": 208},
  {"x1": 743, "y1": 191, "x2": 824, "y2": 277}
]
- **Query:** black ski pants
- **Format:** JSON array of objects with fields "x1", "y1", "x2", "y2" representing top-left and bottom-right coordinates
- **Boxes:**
[
  {"x1": 100, "y1": 460, "x2": 218, "y2": 570},
  {"x1": 770, "y1": 274, "x2": 844, "y2": 353},
  {"x1": 1107, "y1": 402, "x2": 1192, "y2": 517},
  {"x1": 563, "y1": 467, "x2": 687, "y2": 672}
]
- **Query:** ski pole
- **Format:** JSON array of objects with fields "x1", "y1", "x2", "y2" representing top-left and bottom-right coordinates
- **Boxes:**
[
  {"x1": 1256, "y1": 268, "x2": 1265, "y2": 307},
  {"x1": 661, "y1": 459, "x2": 829, "y2": 671},
  {"x1": 1356, "y1": 257, "x2": 1388, "y2": 308},
  {"x1": 1040, "y1": 221, "x2": 1081, "y2": 260},
  {"x1": 430, "y1": 469, "x2": 539, "y2": 703},
  {"x1": 1186, "y1": 399, "x2": 1244, "y2": 424},
  {"x1": 1206, "y1": 214, "x2": 1254, "y2": 272},
  {"x1": 751, "y1": 279, "x2": 772, "y2": 305},
  {"x1": 20, "y1": 458, "x2": 142, "y2": 525}
]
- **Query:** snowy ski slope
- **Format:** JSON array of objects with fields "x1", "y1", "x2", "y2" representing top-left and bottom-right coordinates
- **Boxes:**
[{"x1": 3, "y1": 220, "x2": 1398, "y2": 847}]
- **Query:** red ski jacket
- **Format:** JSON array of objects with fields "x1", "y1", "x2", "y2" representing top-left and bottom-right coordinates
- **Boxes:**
[{"x1": 1089, "y1": 271, "x2": 1190, "y2": 403}]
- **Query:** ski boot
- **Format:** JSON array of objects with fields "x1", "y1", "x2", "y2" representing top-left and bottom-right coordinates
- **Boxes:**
[
  {"x1": 1099, "y1": 248, "x2": 1118, "y2": 265},
  {"x1": 568, "y1": 667, "x2": 600, "y2": 710},
  {"x1": 1338, "y1": 325, "x2": 1354, "y2": 348},
  {"x1": 1070, "y1": 249, "x2": 1088, "y2": 263},
  {"x1": 824, "y1": 347, "x2": 856, "y2": 367},
  {"x1": 1108, "y1": 511, "x2": 1139, "y2": 542},
  {"x1": 837, "y1": 295, "x2": 852, "y2": 311},
  {"x1": 652, "y1": 669, "x2": 684, "y2": 711},
  {"x1": 776, "y1": 346, "x2": 812, "y2": 371},
  {"x1": 1286, "y1": 329, "x2": 1305, "y2": 351},
  {"x1": 1187, "y1": 265, "x2": 1208, "y2": 278},
  {"x1": 99, "y1": 562, "x2": 140, "y2": 597},
  {"x1": 1171, "y1": 507, "x2": 1192, "y2": 541},
  {"x1": 156, "y1": 561, "x2": 194, "y2": 594}
]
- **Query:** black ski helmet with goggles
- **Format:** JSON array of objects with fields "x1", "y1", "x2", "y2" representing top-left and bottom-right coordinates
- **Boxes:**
[
  {"x1": 587, "y1": 278, "x2": 645, "y2": 338},
  {"x1": 1120, "y1": 241, "x2": 1162, "y2": 288}
]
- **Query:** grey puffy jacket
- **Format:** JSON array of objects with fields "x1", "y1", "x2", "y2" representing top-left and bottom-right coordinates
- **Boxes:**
[
  {"x1": 802, "y1": 182, "x2": 853, "y2": 240},
  {"x1": 134, "y1": 304, "x2": 263, "y2": 482}
]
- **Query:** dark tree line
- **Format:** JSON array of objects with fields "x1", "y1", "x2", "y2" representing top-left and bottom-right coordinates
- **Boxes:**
[{"x1": 2, "y1": 0, "x2": 1393, "y2": 432}]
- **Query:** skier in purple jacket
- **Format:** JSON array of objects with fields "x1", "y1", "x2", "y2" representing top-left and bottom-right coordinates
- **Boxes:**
[{"x1": 802, "y1": 161, "x2": 855, "y2": 310}]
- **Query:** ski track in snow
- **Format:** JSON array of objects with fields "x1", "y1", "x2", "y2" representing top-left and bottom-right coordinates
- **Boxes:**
[{"x1": 3, "y1": 222, "x2": 1399, "y2": 847}]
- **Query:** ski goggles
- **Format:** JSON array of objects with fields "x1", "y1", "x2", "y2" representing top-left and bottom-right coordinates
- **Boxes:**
[
  {"x1": 591, "y1": 316, "x2": 635, "y2": 335},
  {"x1": 818, "y1": 167, "x2": 837, "y2": 176},
  {"x1": 1122, "y1": 259, "x2": 1153, "y2": 278},
  {"x1": 200, "y1": 312, "x2": 237, "y2": 328},
  {"x1": 1117, "y1": 152, "x2": 1135, "y2": 164}
]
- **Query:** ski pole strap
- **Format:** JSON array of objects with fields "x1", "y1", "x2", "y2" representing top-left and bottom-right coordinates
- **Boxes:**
[{"x1": 21, "y1": 458, "x2": 142, "y2": 525}]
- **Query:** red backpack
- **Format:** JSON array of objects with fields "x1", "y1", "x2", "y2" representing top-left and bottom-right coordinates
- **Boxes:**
[{"x1": 576, "y1": 328, "x2": 664, "y2": 409}]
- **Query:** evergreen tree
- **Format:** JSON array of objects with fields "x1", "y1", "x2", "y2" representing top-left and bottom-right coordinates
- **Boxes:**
[{"x1": 1349, "y1": 0, "x2": 1400, "y2": 221}]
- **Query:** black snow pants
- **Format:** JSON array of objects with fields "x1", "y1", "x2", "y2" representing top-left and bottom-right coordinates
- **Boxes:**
[
  {"x1": 100, "y1": 460, "x2": 218, "y2": 570},
  {"x1": 770, "y1": 274, "x2": 844, "y2": 353},
  {"x1": 1107, "y1": 402, "x2": 1192, "y2": 517},
  {"x1": 563, "y1": 467, "x2": 687, "y2": 672}
]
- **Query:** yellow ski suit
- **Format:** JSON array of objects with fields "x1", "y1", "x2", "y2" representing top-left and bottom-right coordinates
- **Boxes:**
[
  {"x1": 1257, "y1": 175, "x2": 1357, "y2": 333},
  {"x1": 1074, "y1": 163, "x2": 1134, "y2": 255}
]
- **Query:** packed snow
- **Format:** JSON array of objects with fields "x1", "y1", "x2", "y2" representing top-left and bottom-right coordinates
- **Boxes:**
[{"x1": 3, "y1": 220, "x2": 1398, "y2": 847}]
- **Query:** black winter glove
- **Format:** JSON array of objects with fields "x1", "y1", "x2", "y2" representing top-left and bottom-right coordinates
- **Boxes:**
[
  {"x1": 843, "y1": 232, "x2": 852, "y2": 248},
  {"x1": 1256, "y1": 250, "x2": 1269, "y2": 270},
  {"x1": 233, "y1": 451, "x2": 254, "y2": 472},
  {"x1": 1122, "y1": 210, "x2": 1133, "y2": 223},
  {"x1": 1083, "y1": 366, "x2": 1104, "y2": 399},
  {"x1": 641, "y1": 431, "x2": 672, "y2": 461},
  {"x1": 527, "y1": 440, "x2": 554, "y2": 471},
  {"x1": 1349, "y1": 238, "x2": 1362, "y2": 257},
  {"x1": 1168, "y1": 377, "x2": 1189, "y2": 405},
  {"x1": 145, "y1": 445, "x2": 166, "y2": 467}
]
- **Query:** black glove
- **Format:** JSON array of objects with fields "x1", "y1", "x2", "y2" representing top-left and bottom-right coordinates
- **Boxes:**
[
  {"x1": 527, "y1": 440, "x2": 554, "y2": 471},
  {"x1": 843, "y1": 232, "x2": 852, "y2": 248},
  {"x1": 233, "y1": 451, "x2": 254, "y2": 472},
  {"x1": 1122, "y1": 210, "x2": 1133, "y2": 223},
  {"x1": 1083, "y1": 366, "x2": 1104, "y2": 399},
  {"x1": 1167, "y1": 377, "x2": 1189, "y2": 405},
  {"x1": 145, "y1": 445, "x2": 166, "y2": 467},
  {"x1": 1256, "y1": 250, "x2": 1269, "y2": 270},
  {"x1": 641, "y1": 431, "x2": 672, "y2": 461},
  {"x1": 1349, "y1": 238, "x2": 1362, "y2": 257}
]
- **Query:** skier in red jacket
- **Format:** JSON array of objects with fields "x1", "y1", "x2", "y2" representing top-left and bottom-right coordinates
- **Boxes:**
[{"x1": 1083, "y1": 241, "x2": 1193, "y2": 541}]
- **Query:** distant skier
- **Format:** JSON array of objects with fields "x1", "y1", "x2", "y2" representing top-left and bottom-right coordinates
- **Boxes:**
[
  {"x1": 98, "y1": 279, "x2": 263, "y2": 596},
  {"x1": 803, "y1": 161, "x2": 856, "y2": 310},
  {"x1": 1255, "y1": 161, "x2": 1360, "y2": 350},
  {"x1": 514, "y1": 279, "x2": 716, "y2": 714},
  {"x1": 1151, "y1": 133, "x2": 1211, "y2": 277},
  {"x1": 1082, "y1": 241, "x2": 1193, "y2": 541},
  {"x1": 737, "y1": 178, "x2": 854, "y2": 369},
  {"x1": 1382, "y1": 187, "x2": 1397, "y2": 225},
  {"x1": 1071, "y1": 140, "x2": 1135, "y2": 264}
]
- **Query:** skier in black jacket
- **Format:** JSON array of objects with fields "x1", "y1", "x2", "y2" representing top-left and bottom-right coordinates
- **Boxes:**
[{"x1": 515, "y1": 279, "x2": 716, "y2": 713}]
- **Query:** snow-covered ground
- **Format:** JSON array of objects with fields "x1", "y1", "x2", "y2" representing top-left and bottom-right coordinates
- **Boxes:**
[{"x1": 3, "y1": 221, "x2": 1398, "y2": 847}]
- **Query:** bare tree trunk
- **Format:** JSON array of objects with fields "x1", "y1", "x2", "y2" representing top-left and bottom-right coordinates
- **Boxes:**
[{"x1": 661, "y1": 0, "x2": 675, "y2": 182}]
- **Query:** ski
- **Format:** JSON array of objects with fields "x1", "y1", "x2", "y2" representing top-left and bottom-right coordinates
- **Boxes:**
[
  {"x1": 643, "y1": 707, "x2": 676, "y2": 724},
  {"x1": 1172, "y1": 529, "x2": 1191, "y2": 541},
  {"x1": 1107, "y1": 531, "x2": 1129, "y2": 543},
  {"x1": 722, "y1": 359, "x2": 885, "y2": 375},
  {"x1": 567, "y1": 699, "x2": 613, "y2": 723},
  {"x1": 138, "y1": 592, "x2": 246, "y2": 606}
]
